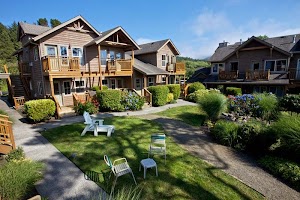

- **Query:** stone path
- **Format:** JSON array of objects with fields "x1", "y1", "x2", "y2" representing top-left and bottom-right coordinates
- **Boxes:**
[{"x1": 137, "y1": 114, "x2": 300, "y2": 200}]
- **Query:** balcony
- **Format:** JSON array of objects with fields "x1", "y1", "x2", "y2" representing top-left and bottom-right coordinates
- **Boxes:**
[
  {"x1": 42, "y1": 56, "x2": 80, "y2": 74},
  {"x1": 167, "y1": 62, "x2": 186, "y2": 74},
  {"x1": 104, "y1": 59, "x2": 132, "y2": 75},
  {"x1": 245, "y1": 70, "x2": 270, "y2": 80},
  {"x1": 289, "y1": 68, "x2": 300, "y2": 80},
  {"x1": 219, "y1": 70, "x2": 238, "y2": 80}
]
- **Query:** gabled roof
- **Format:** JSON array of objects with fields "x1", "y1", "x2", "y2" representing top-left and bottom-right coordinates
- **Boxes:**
[
  {"x1": 32, "y1": 15, "x2": 101, "y2": 41},
  {"x1": 18, "y1": 22, "x2": 51, "y2": 37},
  {"x1": 85, "y1": 26, "x2": 140, "y2": 50},
  {"x1": 210, "y1": 34, "x2": 300, "y2": 62},
  {"x1": 134, "y1": 39, "x2": 180, "y2": 56},
  {"x1": 125, "y1": 54, "x2": 169, "y2": 75}
]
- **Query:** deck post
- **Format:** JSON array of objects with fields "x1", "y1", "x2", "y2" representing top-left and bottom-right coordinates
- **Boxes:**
[
  {"x1": 49, "y1": 76, "x2": 55, "y2": 97},
  {"x1": 97, "y1": 45, "x2": 103, "y2": 90}
]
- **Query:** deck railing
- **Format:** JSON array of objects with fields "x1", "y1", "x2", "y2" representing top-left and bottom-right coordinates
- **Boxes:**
[
  {"x1": 73, "y1": 92, "x2": 91, "y2": 106},
  {"x1": 0, "y1": 114, "x2": 15, "y2": 155},
  {"x1": 219, "y1": 70, "x2": 239, "y2": 80},
  {"x1": 107, "y1": 59, "x2": 132, "y2": 73},
  {"x1": 167, "y1": 62, "x2": 186, "y2": 73},
  {"x1": 245, "y1": 70, "x2": 270, "y2": 80},
  {"x1": 42, "y1": 56, "x2": 80, "y2": 72},
  {"x1": 143, "y1": 88, "x2": 152, "y2": 106}
]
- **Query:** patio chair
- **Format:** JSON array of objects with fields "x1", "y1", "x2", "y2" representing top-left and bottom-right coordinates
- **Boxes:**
[
  {"x1": 104, "y1": 155, "x2": 137, "y2": 195},
  {"x1": 81, "y1": 111, "x2": 115, "y2": 137},
  {"x1": 148, "y1": 134, "x2": 166, "y2": 164}
]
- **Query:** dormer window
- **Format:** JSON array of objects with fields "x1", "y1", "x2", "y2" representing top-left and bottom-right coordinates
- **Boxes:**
[{"x1": 162, "y1": 54, "x2": 166, "y2": 67}]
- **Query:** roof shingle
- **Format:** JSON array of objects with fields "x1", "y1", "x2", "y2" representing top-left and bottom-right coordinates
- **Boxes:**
[
  {"x1": 134, "y1": 39, "x2": 170, "y2": 55},
  {"x1": 19, "y1": 22, "x2": 51, "y2": 36}
]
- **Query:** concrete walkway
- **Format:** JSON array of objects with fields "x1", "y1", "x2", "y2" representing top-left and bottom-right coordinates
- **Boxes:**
[
  {"x1": 0, "y1": 98, "x2": 195, "y2": 199},
  {"x1": 137, "y1": 114, "x2": 300, "y2": 200}
]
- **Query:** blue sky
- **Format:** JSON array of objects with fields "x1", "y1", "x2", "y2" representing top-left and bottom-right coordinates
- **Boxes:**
[{"x1": 2, "y1": 0, "x2": 300, "y2": 59}]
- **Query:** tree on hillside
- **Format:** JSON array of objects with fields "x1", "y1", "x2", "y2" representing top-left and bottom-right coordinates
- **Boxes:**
[
  {"x1": 177, "y1": 56, "x2": 210, "y2": 78},
  {"x1": 8, "y1": 21, "x2": 20, "y2": 52},
  {"x1": 257, "y1": 35, "x2": 268, "y2": 40},
  {"x1": 50, "y1": 19, "x2": 61, "y2": 28},
  {"x1": 37, "y1": 18, "x2": 49, "y2": 27},
  {"x1": 0, "y1": 23, "x2": 15, "y2": 63}
]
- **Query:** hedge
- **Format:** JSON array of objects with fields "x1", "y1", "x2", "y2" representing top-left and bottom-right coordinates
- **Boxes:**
[
  {"x1": 225, "y1": 87, "x2": 242, "y2": 96},
  {"x1": 97, "y1": 90, "x2": 123, "y2": 111},
  {"x1": 24, "y1": 99, "x2": 56, "y2": 122},
  {"x1": 187, "y1": 82, "x2": 205, "y2": 94},
  {"x1": 167, "y1": 84, "x2": 180, "y2": 100},
  {"x1": 148, "y1": 85, "x2": 169, "y2": 106}
]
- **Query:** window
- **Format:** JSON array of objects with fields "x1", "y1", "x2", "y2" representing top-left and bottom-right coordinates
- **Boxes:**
[
  {"x1": 72, "y1": 47, "x2": 83, "y2": 65},
  {"x1": 135, "y1": 78, "x2": 141, "y2": 89},
  {"x1": 37, "y1": 81, "x2": 43, "y2": 95},
  {"x1": 33, "y1": 47, "x2": 38, "y2": 61},
  {"x1": 110, "y1": 79, "x2": 116, "y2": 89},
  {"x1": 63, "y1": 81, "x2": 71, "y2": 95},
  {"x1": 46, "y1": 45, "x2": 57, "y2": 57},
  {"x1": 102, "y1": 79, "x2": 108, "y2": 86},
  {"x1": 162, "y1": 75, "x2": 166, "y2": 83},
  {"x1": 109, "y1": 51, "x2": 115, "y2": 60},
  {"x1": 212, "y1": 63, "x2": 224, "y2": 73},
  {"x1": 253, "y1": 62, "x2": 260, "y2": 70},
  {"x1": 116, "y1": 52, "x2": 122, "y2": 59},
  {"x1": 117, "y1": 79, "x2": 123, "y2": 88},
  {"x1": 101, "y1": 50, "x2": 107, "y2": 65},
  {"x1": 75, "y1": 80, "x2": 85, "y2": 93},
  {"x1": 230, "y1": 62, "x2": 238, "y2": 71},
  {"x1": 60, "y1": 46, "x2": 68, "y2": 57},
  {"x1": 162, "y1": 54, "x2": 166, "y2": 67},
  {"x1": 265, "y1": 59, "x2": 287, "y2": 71},
  {"x1": 148, "y1": 77, "x2": 154, "y2": 86}
]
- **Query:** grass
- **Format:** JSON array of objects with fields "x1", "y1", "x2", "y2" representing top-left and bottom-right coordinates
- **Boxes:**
[
  {"x1": 157, "y1": 105, "x2": 206, "y2": 126},
  {"x1": 42, "y1": 116, "x2": 263, "y2": 200}
]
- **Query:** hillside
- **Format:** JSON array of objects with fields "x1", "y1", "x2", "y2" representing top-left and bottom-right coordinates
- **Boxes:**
[{"x1": 177, "y1": 56, "x2": 210, "y2": 78}]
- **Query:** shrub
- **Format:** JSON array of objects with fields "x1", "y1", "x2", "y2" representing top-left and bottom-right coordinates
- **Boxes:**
[
  {"x1": 259, "y1": 156, "x2": 300, "y2": 191},
  {"x1": 228, "y1": 94, "x2": 257, "y2": 117},
  {"x1": 121, "y1": 90, "x2": 145, "y2": 111},
  {"x1": 280, "y1": 94, "x2": 300, "y2": 114},
  {"x1": 225, "y1": 87, "x2": 242, "y2": 96},
  {"x1": 187, "y1": 82, "x2": 205, "y2": 94},
  {"x1": 24, "y1": 99, "x2": 56, "y2": 122},
  {"x1": 5, "y1": 147, "x2": 25, "y2": 162},
  {"x1": 74, "y1": 101, "x2": 98, "y2": 115},
  {"x1": 211, "y1": 120, "x2": 239, "y2": 147},
  {"x1": 254, "y1": 93, "x2": 279, "y2": 121},
  {"x1": 148, "y1": 85, "x2": 169, "y2": 107},
  {"x1": 167, "y1": 93, "x2": 174, "y2": 103},
  {"x1": 167, "y1": 84, "x2": 180, "y2": 100},
  {"x1": 270, "y1": 115, "x2": 300, "y2": 159},
  {"x1": 237, "y1": 120, "x2": 266, "y2": 151},
  {"x1": 91, "y1": 86, "x2": 108, "y2": 91},
  {"x1": 0, "y1": 160, "x2": 44, "y2": 200},
  {"x1": 198, "y1": 92, "x2": 227, "y2": 121},
  {"x1": 186, "y1": 89, "x2": 209, "y2": 103},
  {"x1": 97, "y1": 90, "x2": 124, "y2": 111}
]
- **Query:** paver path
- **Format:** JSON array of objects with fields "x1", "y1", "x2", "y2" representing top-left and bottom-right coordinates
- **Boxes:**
[{"x1": 138, "y1": 114, "x2": 300, "y2": 200}]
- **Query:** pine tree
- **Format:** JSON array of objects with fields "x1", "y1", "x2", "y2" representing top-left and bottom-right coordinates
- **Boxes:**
[
  {"x1": 50, "y1": 19, "x2": 61, "y2": 28},
  {"x1": 0, "y1": 23, "x2": 15, "y2": 62},
  {"x1": 37, "y1": 18, "x2": 49, "y2": 27}
]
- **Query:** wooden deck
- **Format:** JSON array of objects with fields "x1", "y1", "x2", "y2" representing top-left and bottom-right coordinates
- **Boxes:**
[
  {"x1": 42, "y1": 56, "x2": 81, "y2": 74},
  {"x1": 219, "y1": 70, "x2": 238, "y2": 80},
  {"x1": 167, "y1": 62, "x2": 186, "y2": 75},
  {"x1": 245, "y1": 70, "x2": 270, "y2": 80}
]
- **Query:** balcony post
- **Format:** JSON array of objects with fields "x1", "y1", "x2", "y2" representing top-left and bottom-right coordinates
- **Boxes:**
[
  {"x1": 49, "y1": 75, "x2": 55, "y2": 97},
  {"x1": 97, "y1": 45, "x2": 103, "y2": 90}
]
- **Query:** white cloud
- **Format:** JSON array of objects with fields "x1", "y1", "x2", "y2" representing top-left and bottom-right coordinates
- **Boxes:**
[
  {"x1": 135, "y1": 37, "x2": 156, "y2": 45},
  {"x1": 181, "y1": 10, "x2": 300, "y2": 59}
]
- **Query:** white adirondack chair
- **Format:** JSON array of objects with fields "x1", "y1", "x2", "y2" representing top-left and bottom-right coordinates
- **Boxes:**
[{"x1": 81, "y1": 111, "x2": 115, "y2": 137}]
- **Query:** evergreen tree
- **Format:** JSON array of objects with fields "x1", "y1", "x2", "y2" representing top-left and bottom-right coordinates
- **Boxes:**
[
  {"x1": 50, "y1": 19, "x2": 61, "y2": 28},
  {"x1": 37, "y1": 18, "x2": 49, "y2": 27},
  {"x1": 8, "y1": 21, "x2": 20, "y2": 52},
  {"x1": 0, "y1": 23, "x2": 15, "y2": 63}
]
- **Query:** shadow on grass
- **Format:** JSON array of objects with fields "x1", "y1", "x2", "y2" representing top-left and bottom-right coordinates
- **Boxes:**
[{"x1": 176, "y1": 112, "x2": 207, "y2": 126}]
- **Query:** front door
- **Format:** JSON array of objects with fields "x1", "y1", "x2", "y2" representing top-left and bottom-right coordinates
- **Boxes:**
[{"x1": 53, "y1": 81, "x2": 63, "y2": 106}]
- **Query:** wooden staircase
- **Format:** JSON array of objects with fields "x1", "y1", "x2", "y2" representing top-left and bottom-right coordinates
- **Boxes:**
[{"x1": 9, "y1": 75, "x2": 27, "y2": 109}]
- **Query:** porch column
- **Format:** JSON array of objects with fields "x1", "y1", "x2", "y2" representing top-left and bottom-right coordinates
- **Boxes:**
[
  {"x1": 49, "y1": 75, "x2": 54, "y2": 97},
  {"x1": 143, "y1": 75, "x2": 147, "y2": 89},
  {"x1": 166, "y1": 75, "x2": 169, "y2": 85},
  {"x1": 97, "y1": 44, "x2": 103, "y2": 90}
]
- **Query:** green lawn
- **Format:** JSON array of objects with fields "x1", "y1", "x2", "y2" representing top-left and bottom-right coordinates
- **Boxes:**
[
  {"x1": 158, "y1": 105, "x2": 206, "y2": 126},
  {"x1": 42, "y1": 117, "x2": 263, "y2": 200}
]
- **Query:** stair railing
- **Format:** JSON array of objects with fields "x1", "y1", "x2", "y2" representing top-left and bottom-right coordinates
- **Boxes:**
[{"x1": 143, "y1": 88, "x2": 152, "y2": 106}]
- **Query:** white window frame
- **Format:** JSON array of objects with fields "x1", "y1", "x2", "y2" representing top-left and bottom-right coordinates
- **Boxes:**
[
  {"x1": 63, "y1": 81, "x2": 71, "y2": 95},
  {"x1": 148, "y1": 77, "x2": 154, "y2": 86},
  {"x1": 100, "y1": 49, "x2": 107, "y2": 66},
  {"x1": 72, "y1": 47, "x2": 84, "y2": 66},
  {"x1": 162, "y1": 54, "x2": 166, "y2": 67},
  {"x1": 74, "y1": 80, "x2": 85, "y2": 93},
  {"x1": 211, "y1": 63, "x2": 224, "y2": 74},
  {"x1": 45, "y1": 45, "x2": 57, "y2": 57},
  {"x1": 59, "y1": 45, "x2": 69, "y2": 57},
  {"x1": 33, "y1": 47, "x2": 39, "y2": 61},
  {"x1": 59, "y1": 45, "x2": 69, "y2": 66},
  {"x1": 264, "y1": 59, "x2": 287, "y2": 72}
]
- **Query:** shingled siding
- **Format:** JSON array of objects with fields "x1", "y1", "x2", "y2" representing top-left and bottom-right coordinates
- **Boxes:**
[
  {"x1": 157, "y1": 43, "x2": 176, "y2": 70},
  {"x1": 135, "y1": 53, "x2": 157, "y2": 67},
  {"x1": 86, "y1": 45, "x2": 99, "y2": 72},
  {"x1": 289, "y1": 54, "x2": 300, "y2": 69},
  {"x1": 224, "y1": 48, "x2": 289, "y2": 73}
]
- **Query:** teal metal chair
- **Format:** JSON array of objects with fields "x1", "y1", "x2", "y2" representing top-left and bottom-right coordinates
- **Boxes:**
[{"x1": 148, "y1": 134, "x2": 166, "y2": 164}]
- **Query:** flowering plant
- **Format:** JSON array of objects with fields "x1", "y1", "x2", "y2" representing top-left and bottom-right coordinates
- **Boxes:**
[{"x1": 228, "y1": 94, "x2": 259, "y2": 116}]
